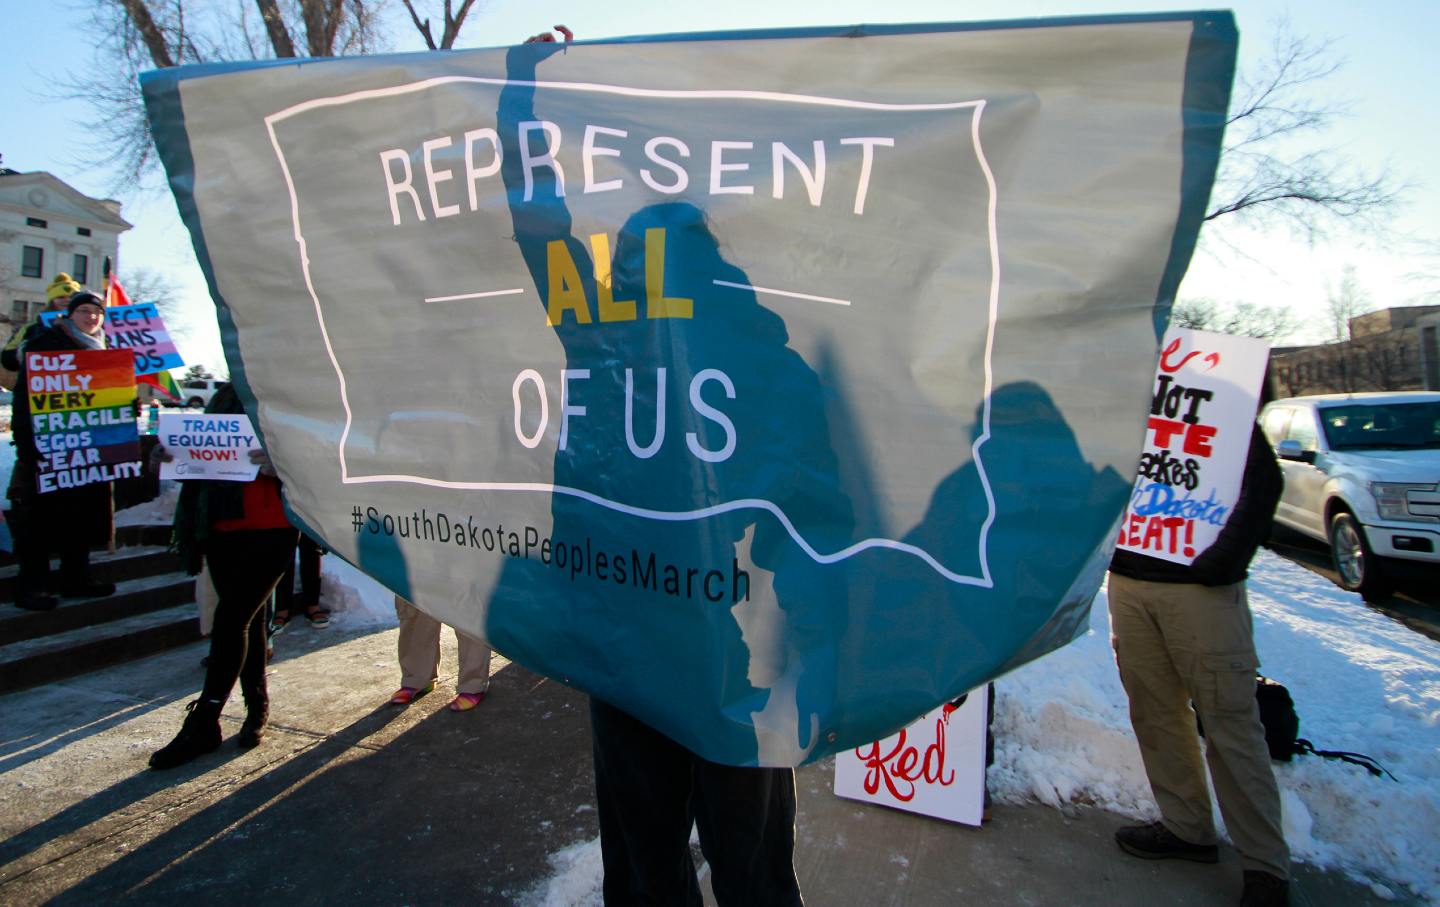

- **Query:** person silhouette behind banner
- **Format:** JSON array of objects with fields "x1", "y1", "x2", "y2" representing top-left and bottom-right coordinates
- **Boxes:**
[{"x1": 482, "y1": 30, "x2": 854, "y2": 906}]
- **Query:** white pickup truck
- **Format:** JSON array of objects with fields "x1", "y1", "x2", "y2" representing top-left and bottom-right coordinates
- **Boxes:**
[
  {"x1": 1259, "y1": 392, "x2": 1440, "y2": 600},
  {"x1": 174, "y1": 378, "x2": 226, "y2": 409}
]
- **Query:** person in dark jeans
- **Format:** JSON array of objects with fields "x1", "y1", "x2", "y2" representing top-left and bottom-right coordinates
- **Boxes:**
[{"x1": 149, "y1": 384, "x2": 298, "y2": 770}]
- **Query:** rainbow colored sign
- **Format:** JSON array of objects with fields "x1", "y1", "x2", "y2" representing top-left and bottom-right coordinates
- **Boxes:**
[{"x1": 25, "y1": 349, "x2": 142, "y2": 493}]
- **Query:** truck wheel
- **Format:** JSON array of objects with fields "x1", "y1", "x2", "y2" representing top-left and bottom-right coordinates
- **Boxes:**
[
  {"x1": 187, "y1": 396, "x2": 204, "y2": 407},
  {"x1": 1328, "y1": 511, "x2": 1390, "y2": 602}
]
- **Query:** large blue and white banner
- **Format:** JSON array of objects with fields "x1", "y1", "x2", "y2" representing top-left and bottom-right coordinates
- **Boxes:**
[{"x1": 142, "y1": 14, "x2": 1236, "y2": 765}]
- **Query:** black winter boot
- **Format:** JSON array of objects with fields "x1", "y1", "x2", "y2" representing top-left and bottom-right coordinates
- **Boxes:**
[
  {"x1": 149, "y1": 699, "x2": 223, "y2": 770},
  {"x1": 238, "y1": 687, "x2": 269, "y2": 749}
]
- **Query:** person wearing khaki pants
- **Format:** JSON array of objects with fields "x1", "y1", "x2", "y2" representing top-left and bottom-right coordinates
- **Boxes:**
[
  {"x1": 1108, "y1": 426, "x2": 1289, "y2": 907},
  {"x1": 389, "y1": 595, "x2": 492, "y2": 711},
  {"x1": 1108, "y1": 576, "x2": 1288, "y2": 875}
]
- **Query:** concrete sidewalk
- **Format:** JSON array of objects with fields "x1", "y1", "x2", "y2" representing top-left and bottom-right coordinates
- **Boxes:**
[{"x1": 0, "y1": 621, "x2": 1411, "y2": 906}]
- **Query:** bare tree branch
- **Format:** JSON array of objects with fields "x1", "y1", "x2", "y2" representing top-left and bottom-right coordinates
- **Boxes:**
[
  {"x1": 402, "y1": 0, "x2": 484, "y2": 50},
  {"x1": 442, "y1": 0, "x2": 480, "y2": 49},
  {"x1": 1205, "y1": 20, "x2": 1401, "y2": 239},
  {"x1": 1172, "y1": 297, "x2": 1300, "y2": 341},
  {"x1": 400, "y1": 0, "x2": 437, "y2": 49},
  {"x1": 1326, "y1": 264, "x2": 1371, "y2": 342}
]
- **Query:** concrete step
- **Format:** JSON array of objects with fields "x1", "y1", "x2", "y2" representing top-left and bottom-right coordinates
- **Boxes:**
[
  {"x1": 0, "y1": 572, "x2": 196, "y2": 645},
  {"x1": 115, "y1": 524, "x2": 173, "y2": 549},
  {"x1": 0, "y1": 601, "x2": 201, "y2": 694},
  {"x1": 0, "y1": 545, "x2": 182, "y2": 601}
]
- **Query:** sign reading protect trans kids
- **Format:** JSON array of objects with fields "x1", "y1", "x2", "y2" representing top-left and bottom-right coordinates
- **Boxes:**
[{"x1": 142, "y1": 15, "x2": 1237, "y2": 766}]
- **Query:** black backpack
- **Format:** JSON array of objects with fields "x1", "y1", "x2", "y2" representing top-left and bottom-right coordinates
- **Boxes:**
[{"x1": 1200, "y1": 675, "x2": 1395, "y2": 780}]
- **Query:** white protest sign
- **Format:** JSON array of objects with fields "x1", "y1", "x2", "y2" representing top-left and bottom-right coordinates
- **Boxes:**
[
  {"x1": 834, "y1": 685, "x2": 988, "y2": 827},
  {"x1": 158, "y1": 412, "x2": 261, "y2": 481},
  {"x1": 1116, "y1": 327, "x2": 1270, "y2": 565}
]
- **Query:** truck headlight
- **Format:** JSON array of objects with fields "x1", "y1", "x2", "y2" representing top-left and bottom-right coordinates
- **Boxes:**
[{"x1": 1371, "y1": 482, "x2": 1436, "y2": 521}]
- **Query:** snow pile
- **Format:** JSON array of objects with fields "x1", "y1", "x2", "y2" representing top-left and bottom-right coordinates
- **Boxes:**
[
  {"x1": 115, "y1": 480, "x2": 179, "y2": 526},
  {"x1": 318, "y1": 556, "x2": 400, "y2": 628},
  {"x1": 992, "y1": 548, "x2": 1440, "y2": 901}
]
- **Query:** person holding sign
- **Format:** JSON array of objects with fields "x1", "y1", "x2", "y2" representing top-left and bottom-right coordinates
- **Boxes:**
[
  {"x1": 149, "y1": 384, "x2": 299, "y2": 770},
  {"x1": 1107, "y1": 382, "x2": 1289, "y2": 907},
  {"x1": 7, "y1": 291, "x2": 119, "y2": 611}
]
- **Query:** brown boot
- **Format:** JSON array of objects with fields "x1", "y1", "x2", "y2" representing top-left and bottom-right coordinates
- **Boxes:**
[
  {"x1": 149, "y1": 699, "x2": 223, "y2": 770},
  {"x1": 1115, "y1": 821, "x2": 1219, "y2": 863}
]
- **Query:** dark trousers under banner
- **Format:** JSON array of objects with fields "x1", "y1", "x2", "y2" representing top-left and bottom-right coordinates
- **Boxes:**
[{"x1": 589, "y1": 697, "x2": 804, "y2": 907}]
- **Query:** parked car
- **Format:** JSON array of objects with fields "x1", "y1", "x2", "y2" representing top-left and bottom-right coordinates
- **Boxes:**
[
  {"x1": 1259, "y1": 392, "x2": 1440, "y2": 600},
  {"x1": 174, "y1": 378, "x2": 227, "y2": 409}
]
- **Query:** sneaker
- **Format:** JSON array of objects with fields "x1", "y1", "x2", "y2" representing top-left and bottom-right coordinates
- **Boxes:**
[
  {"x1": 305, "y1": 608, "x2": 331, "y2": 629},
  {"x1": 1241, "y1": 871, "x2": 1289, "y2": 907},
  {"x1": 388, "y1": 682, "x2": 434, "y2": 705},
  {"x1": 1115, "y1": 821, "x2": 1218, "y2": 863},
  {"x1": 448, "y1": 691, "x2": 487, "y2": 711},
  {"x1": 61, "y1": 580, "x2": 116, "y2": 599},
  {"x1": 14, "y1": 594, "x2": 59, "y2": 612}
]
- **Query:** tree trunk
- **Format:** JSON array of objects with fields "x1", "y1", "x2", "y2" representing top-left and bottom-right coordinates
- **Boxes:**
[
  {"x1": 255, "y1": 0, "x2": 298, "y2": 57},
  {"x1": 119, "y1": 0, "x2": 176, "y2": 68}
]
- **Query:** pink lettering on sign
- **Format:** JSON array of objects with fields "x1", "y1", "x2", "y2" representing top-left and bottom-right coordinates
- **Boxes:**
[{"x1": 855, "y1": 716, "x2": 956, "y2": 802}]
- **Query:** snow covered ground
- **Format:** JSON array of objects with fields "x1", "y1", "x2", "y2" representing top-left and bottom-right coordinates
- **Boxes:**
[
  {"x1": 317, "y1": 547, "x2": 1440, "y2": 905},
  {"x1": 993, "y1": 549, "x2": 1439, "y2": 903}
]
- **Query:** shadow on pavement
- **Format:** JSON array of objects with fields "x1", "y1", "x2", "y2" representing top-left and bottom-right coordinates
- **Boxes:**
[
  {"x1": 0, "y1": 620, "x2": 392, "y2": 778},
  {"x1": 2, "y1": 659, "x2": 596, "y2": 907}
]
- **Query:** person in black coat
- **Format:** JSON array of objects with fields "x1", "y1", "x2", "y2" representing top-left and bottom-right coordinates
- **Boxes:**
[{"x1": 7, "y1": 292, "x2": 117, "y2": 611}]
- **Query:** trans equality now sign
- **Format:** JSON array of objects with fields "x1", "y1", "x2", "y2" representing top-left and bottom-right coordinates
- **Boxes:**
[{"x1": 142, "y1": 14, "x2": 1236, "y2": 766}]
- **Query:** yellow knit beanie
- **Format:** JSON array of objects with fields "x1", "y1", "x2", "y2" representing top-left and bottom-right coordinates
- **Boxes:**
[{"x1": 46, "y1": 273, "x2": 82, "y2": 302}]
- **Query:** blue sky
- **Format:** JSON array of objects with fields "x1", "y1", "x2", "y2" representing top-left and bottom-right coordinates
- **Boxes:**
[{"x1": 2, "y1": 0, "x2": 1436, "y2": 371}]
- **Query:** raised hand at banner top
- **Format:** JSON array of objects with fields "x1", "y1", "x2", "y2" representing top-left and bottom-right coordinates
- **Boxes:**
[{"x1": 524, "y1": 24, "x2": 572, "y2": 44}]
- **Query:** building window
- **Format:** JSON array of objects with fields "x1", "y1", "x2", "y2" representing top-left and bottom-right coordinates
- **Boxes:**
[
  {"x1": 26, "y1": 217, "x2": 48, "y2": 229},
  {"x1": 21, "y1": 245, "x2": 43, "y2": 278},
  {"x1": 10, "y1": 300, "x2": 27, "y2": 321},
  {"x1": 72, "y1": 253, "x2": 88, "y2": 285},
  {"x1": 77, "y1": 227, "x2": 91, "y2": 237}
]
